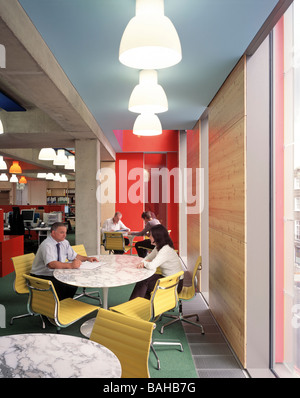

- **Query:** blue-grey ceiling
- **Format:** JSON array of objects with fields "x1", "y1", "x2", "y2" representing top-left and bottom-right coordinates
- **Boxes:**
[{"x1": 18, "y1": 0, "x2": 279, "y2": 152}]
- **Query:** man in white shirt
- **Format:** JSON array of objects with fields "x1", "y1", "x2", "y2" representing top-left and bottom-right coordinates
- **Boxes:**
[
  {"x1": 102, "y1": 211, "x2": 130, "y2": 233},
  {"x1": 31, "y1": 222, "x2": 97, "y2": 300},
  {"x1": 102, "y1": 212, "x2": 130, "y2": 254}
]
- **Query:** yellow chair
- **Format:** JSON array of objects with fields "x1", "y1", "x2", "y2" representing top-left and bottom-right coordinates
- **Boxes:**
[
  {"x1": 23, "y1": 274, "x2": 100, "y2": 332},
  {"x1": 103, "y1": 232, "x2": 131, "y2": 254},
  {"x1": 110, "y1": 271, "x2": 184, "y2": 370},
  {"x1": 90, "y1": 308, "x2": 155, "y2": 378},
  {"x1": 10, "y1": 253, "x2": 43, "y2": 325},
  {"x1": 160, "y1": 256, "x2": 205, "y2": 335},
  {"x1": 71, "y1": 244, "x2": 102, "y2": 305}
]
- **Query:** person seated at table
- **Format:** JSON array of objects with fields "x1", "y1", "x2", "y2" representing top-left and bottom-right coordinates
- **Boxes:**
[
  {"x1": 129, "y1": 224, "x2": 183, "y2": 300},
  {"x1": 30, "y1": 222, "x2": 98, "y2": 301},
  {"x1": 101, "y1": 211, "x2": 130, "y2": 254},
  {"x1": 128, "y1": 211, "x2": 160, "y2": 258}
]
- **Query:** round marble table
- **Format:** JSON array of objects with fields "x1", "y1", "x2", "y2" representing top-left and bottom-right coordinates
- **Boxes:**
[
  {"x1": 0, "y1": 334, "x2": 121, "y2": 378},
  {"x1": 54, "y1": 255, "x2": 155, "y2": 337}
]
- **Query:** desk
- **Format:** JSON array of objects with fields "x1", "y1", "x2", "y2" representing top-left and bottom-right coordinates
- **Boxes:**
[
  {"x1": 0, "y1": 333, "x2": 121, "y2": 378},
  {"x1": 54, "y1": 254, "x2": 155, "y2": 337},
  {"x1": 32, "y1": 226, "x2": 51, "y2": 245}
]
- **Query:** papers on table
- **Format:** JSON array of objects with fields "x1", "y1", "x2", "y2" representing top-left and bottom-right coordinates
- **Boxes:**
[{"x1": 79, "y1": 261, "x2": 102, "y2": 270}]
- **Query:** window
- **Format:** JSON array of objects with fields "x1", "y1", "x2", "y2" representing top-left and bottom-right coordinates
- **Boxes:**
[{"x1": 273, "y1": 1, "x2": 300, "y2": 378}]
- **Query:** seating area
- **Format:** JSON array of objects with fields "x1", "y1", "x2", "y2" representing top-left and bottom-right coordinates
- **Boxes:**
[{"x1": 0, "y1": 246, "x2": 246, "y2": 378}]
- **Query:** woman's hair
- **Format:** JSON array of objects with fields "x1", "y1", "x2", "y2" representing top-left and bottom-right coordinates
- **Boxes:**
[{"x1": 150, "y1": 224, "x2": 174, "y2": 251}]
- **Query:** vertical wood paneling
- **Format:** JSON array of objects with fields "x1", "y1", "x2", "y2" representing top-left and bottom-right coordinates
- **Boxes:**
[
  {"x1": 209, "y1": 56, "x2": 247, "y2": 367},
  {"x1": 187, "y1": 122, "x2": 201, "y2": 288}
]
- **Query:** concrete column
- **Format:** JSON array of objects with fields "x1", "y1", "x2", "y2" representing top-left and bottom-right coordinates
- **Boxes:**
[{"x1": 75, "y1": 139, "x2": 100, "y2": 256}]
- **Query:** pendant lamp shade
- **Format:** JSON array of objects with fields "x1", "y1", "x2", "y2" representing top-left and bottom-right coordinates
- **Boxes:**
[
  {"x1": 133, "y1": 113, "x2": 162, "y2": 136},
  {"x1": 65, "y1": 156, "x2": 75, "y2": 170},
  {"x1": 10, "y1": 174, "x2": 18, "y2": 183},
  {"x1": 37, "y1": 173, "x2": 47, "y2": 178},
  {"x1": 0, "y1": 173, "x2": 8, "y2": 181},
  {"x1": 119, "y1": 0, "x2": 182, "y2": 70},
  {"x1": 0, "y1": 119, "x2": 4, "y2": 135},
  {"x1": 46, "y1": 173, "x2": 55, "y2": 180},
  {"x1": 129, "y1": 70, "x2": 168, "y2": 114},
  {"x1": 19, "y1": 176, "x2": 27, "y2": 184},
  {"x1": 9, "y1": 161, "x2": 22, "y2": 174},
  {"x1": 0, "y1": 156, "x2": 7, "y2": 170},
  {"x1": 53, "y1": 149, "x2": 68, "y2": 166},
  {"x1": 38, "y1": 148, "x2": 56, "y2": 161}
]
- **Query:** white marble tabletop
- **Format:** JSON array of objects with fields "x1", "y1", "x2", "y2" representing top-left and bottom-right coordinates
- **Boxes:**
[
  {"x1": 0, "y1": 334, "x2": 121, "y2": 378},
  {"x1": 54, "y1": 254, "x2": 154, "y2": 309}
]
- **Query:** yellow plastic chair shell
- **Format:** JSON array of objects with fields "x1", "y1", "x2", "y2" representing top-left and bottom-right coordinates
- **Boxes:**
[
  {"x1": 110, "y1": 271, "x2": 184, "y2": 370},
  {"x1": 71, "y1": 244, "x2": 102, "y2": 305},
  {"x1": 10, "y1": 253, "x2": 36, "y2": 325},
  {"x1": 160, "y1": 256, "x2": 205, "y2": 334},
  {"x1": 71, "y1": 244, "x2": 87, "y2": 256},
  {"x1": 90, "y1": 308, "x2": 154, "y2": 378},
  {"x1": 103, "y1": 232, "x2": 131, "y2": 254},
  {"x1": 23, "y1": 274, "x2": 100, "y2": 332}
]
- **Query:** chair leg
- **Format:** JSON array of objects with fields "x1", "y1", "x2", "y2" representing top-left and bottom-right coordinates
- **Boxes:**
[
  {"x1": 160, "y1": 301, "x2": 205, "y2": 335},
  {"x1": 150, "y1": 343, "x2": 161, "y2": 370},
  {"x1": 74, "y1": 287, "x2": 102, "y2": 306},
  {"x1": 10, "y1": 312, "x2": 32, "y2": 325},
  {"x1": 151, "y1": 340, "x2": 184, "y2": 370}
]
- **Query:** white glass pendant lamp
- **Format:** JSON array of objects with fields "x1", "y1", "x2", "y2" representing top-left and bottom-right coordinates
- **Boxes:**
[
  {"x1": 0, "y1": 173, "x2": 8, "y2": 181},
  {"x1": 10, "y1": 174, "x2": 18, "y2": 183},
  {"x1": 129, "y1": 69, "x2": 168, "y2": 114},
  {"x1": 53, "y1": 149, "x2": 68, "y2": 166},
  {"x1": 119, "y1": 0, "x2": 182, "y2": 69},
  {"x1": 133, "y1": 113, "x2": 162, "y2": 136},
  {"x1": 38, "y1": 148, "x2": 56, "y2": 161},
  {"x1": 0, "y1": 156, "x2": 7, "y2": 170},
  {"x1": 0, "y1": 118, "x2": 4, "y2": 134}
]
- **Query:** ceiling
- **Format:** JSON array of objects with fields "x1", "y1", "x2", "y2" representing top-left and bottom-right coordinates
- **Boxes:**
[{"x1": 0, "y1": 0, "x2": 288, "y2": 169}]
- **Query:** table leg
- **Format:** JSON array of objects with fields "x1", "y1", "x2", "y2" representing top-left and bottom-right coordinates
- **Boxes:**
[{"x1": 80, "y1": 287, "x2": 109, "y2": 338}]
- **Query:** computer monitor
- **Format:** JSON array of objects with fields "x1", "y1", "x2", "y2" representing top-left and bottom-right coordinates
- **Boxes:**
[{"x1": 21, "y1": 209, "x2": 35, "y2": 224}]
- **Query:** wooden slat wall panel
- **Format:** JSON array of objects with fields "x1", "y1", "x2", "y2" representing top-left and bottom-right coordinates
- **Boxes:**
[
  {"x1": 209, "y1": 56, "x2": 247, "y2": 367},
  {"x1": 187, "y1": 121, "x2": 201, "y2": 288}
]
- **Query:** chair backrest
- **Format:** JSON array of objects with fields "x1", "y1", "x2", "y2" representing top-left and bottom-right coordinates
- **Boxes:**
[
  {"x1": 11, "y1": 253, "x2": 35, "y2": 294},
  {"x1": 150, "y1": 271, "x2": 184, "y2": 320},
  {"x1": 90, "y1": 308, "x2": 154, "y2": 378},
  {"x1": 71, "y1": 244, "x2": 87, "y2": 257},
  {"x1": 23, "y1": 274, "x2": 59, "y2": 320},
  {"x1": 103, "y1": 232, "x2": 125, "y2": 251}
]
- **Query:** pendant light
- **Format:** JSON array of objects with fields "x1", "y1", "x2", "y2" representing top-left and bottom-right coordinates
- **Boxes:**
[
  {"x1": 10, "y1": 174, "x2": 18, "y2": 183},
  {"x1": 129, "y1": 69, "x2": 168, "y2": 114},
  {"x1": 119, "y1": 0, "x2": 182, "y2": 70},
  {"x1": 9, "y1": 161, "x2": 22, "y2": 174},
  {"x1": 65, "y1": 156, "x2": 75, "y2": 171},
  {"x1": 0, "y1": 156, "x2": 7, "y2": 170},
  {"x1": 46, "y1": 173, "x2": 55, "y2": 180},
  {"x1": 0, "y1": 173, "x2": 8, "y2": 181},
  {"x1": 133, "y1": 113, "x2": 162, "y2": 136},
  {"x1": 38, "y1": 148, "x2": 56, "y2": 161},
  {"x1": 53, "y1": 149, "x2": 68, "y2": 166},
  {"x1": 19, "y1": 176, "x2": 27, "y2": 184},
  {"x1": 37, "y1": 173, "x2": 47, "y2": 178}
]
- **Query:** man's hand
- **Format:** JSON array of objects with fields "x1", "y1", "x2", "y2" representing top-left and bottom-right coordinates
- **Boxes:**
[
  {"x1": 87, "y1": 257, "x2": 98, "y2": 262},
  {"x1": 72, "y1": 258, "x2": 82, "y2": 269}
]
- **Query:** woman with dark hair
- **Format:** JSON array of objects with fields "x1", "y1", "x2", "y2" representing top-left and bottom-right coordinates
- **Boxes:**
[{"x1": 129, "y1": 224, "x2": 183, "y2": 300}]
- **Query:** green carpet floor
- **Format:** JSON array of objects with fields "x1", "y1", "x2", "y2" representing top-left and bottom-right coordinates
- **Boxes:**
[{"x1": 0, "y1": 271, "x2": 198, "y2": 379}]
